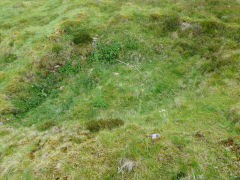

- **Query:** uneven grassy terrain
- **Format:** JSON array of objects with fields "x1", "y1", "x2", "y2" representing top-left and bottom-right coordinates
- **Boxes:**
[{"x1": 0, "y1": 0, "x2": 240, "y2": 179}]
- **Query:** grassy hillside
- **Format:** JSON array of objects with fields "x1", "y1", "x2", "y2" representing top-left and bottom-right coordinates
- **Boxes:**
[{"x1": 0, "y1": 0, "x2": 240, "y2": 179}]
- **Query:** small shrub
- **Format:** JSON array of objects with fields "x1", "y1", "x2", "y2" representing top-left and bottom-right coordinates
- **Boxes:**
[
  {"x1": 36, "y1": 120, "x2": 57, "y2": 131},
  {"x1": 86, "y1": 118, "x2": 124, "y2": 132}
]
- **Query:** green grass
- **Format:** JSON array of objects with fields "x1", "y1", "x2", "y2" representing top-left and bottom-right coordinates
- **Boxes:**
[{"x1": 0, "y1": 0, "x2": 240, "y2": 179}]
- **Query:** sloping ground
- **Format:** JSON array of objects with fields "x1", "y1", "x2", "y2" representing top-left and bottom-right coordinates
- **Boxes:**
[{"x1": 0, "y1": 0, "x2": 240, "y2": 179}]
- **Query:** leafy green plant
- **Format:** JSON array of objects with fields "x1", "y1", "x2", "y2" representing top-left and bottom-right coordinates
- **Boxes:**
[{"x1": 88, "y1": 41, "x2": 121, "y2": 63}]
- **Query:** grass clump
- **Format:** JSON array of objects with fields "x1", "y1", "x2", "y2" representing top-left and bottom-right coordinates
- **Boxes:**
[
  {"x1": 228, "y1": 106, "x2": 240, "y2": 133},
  {"x1": 81, "y1": 75, "x2": 97, "y2": 90},
  {"x1": 161, "y1": 14, "x2": 180, "y2": 32},
  {"x1": 0, "y1": 53, "x2": 17, "y2": 69},
  {"x1": 0, "y1": 130, "x2": 10, "y2": 137},
  {"x1": 2, "y1": 144, "x2": 17, "y2": 156},
  {"x1": 123, "y1": 36, "x2": 140, "y2": 50},
  {"x1": 200, "y1": 54, "x2": 237, "y2": 73},
  {"x1": 36, "y1": 119, "x2": 57, "y2": 131},
  {"x1": 148, "y1": 12, "x2": 180, "y2": 36},
  {"x1": 51, "y1": 44, "x2": 63, "y2": 55},
  {"x1": 92, "y1": 96, "x2": 108, "y2": 108},
  {"x1": 200, "y1": 20, "x2": 225, "y2": 35},
  {"x1": 2, "y1": 53, "x2": 17, "y2": 63},
  {"x1": 173, "y1": 40, "x2": 198, "y2": 57},
  {"x1": 86, "y1": 118, "x2": 124, "y2": 132}
]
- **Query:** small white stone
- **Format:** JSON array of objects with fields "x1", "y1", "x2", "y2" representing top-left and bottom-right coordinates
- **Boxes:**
[
  {"x1": 151, "y1": 134, "x2": 161, "y2": 139},
  {"x1": 56, "y1": 163, "x2": 61, "y2": 169},
  {"x1": 181, "y1": 22, "x2": 192, "y2": 31}
]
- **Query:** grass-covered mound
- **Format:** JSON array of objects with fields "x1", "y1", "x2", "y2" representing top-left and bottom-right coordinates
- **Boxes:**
[{"x1": 0, "y1": 0, "x2": 240, "y2": 179}]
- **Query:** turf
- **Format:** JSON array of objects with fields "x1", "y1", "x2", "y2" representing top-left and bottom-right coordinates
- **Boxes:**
[{"x1": 0, "y1": 0, "x2": 240, "y2": 179}]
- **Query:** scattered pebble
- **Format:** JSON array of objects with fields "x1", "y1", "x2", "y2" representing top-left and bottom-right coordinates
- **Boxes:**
[
  {"x1": 54, "y1": 65, "x2": 60, "y2": 69},
  {"x1": 151, "y1": 134, "x2": 161, "y2": 140},
  {"x1": 181, "y1": 22, "x2": 192, "y2": 31}
]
